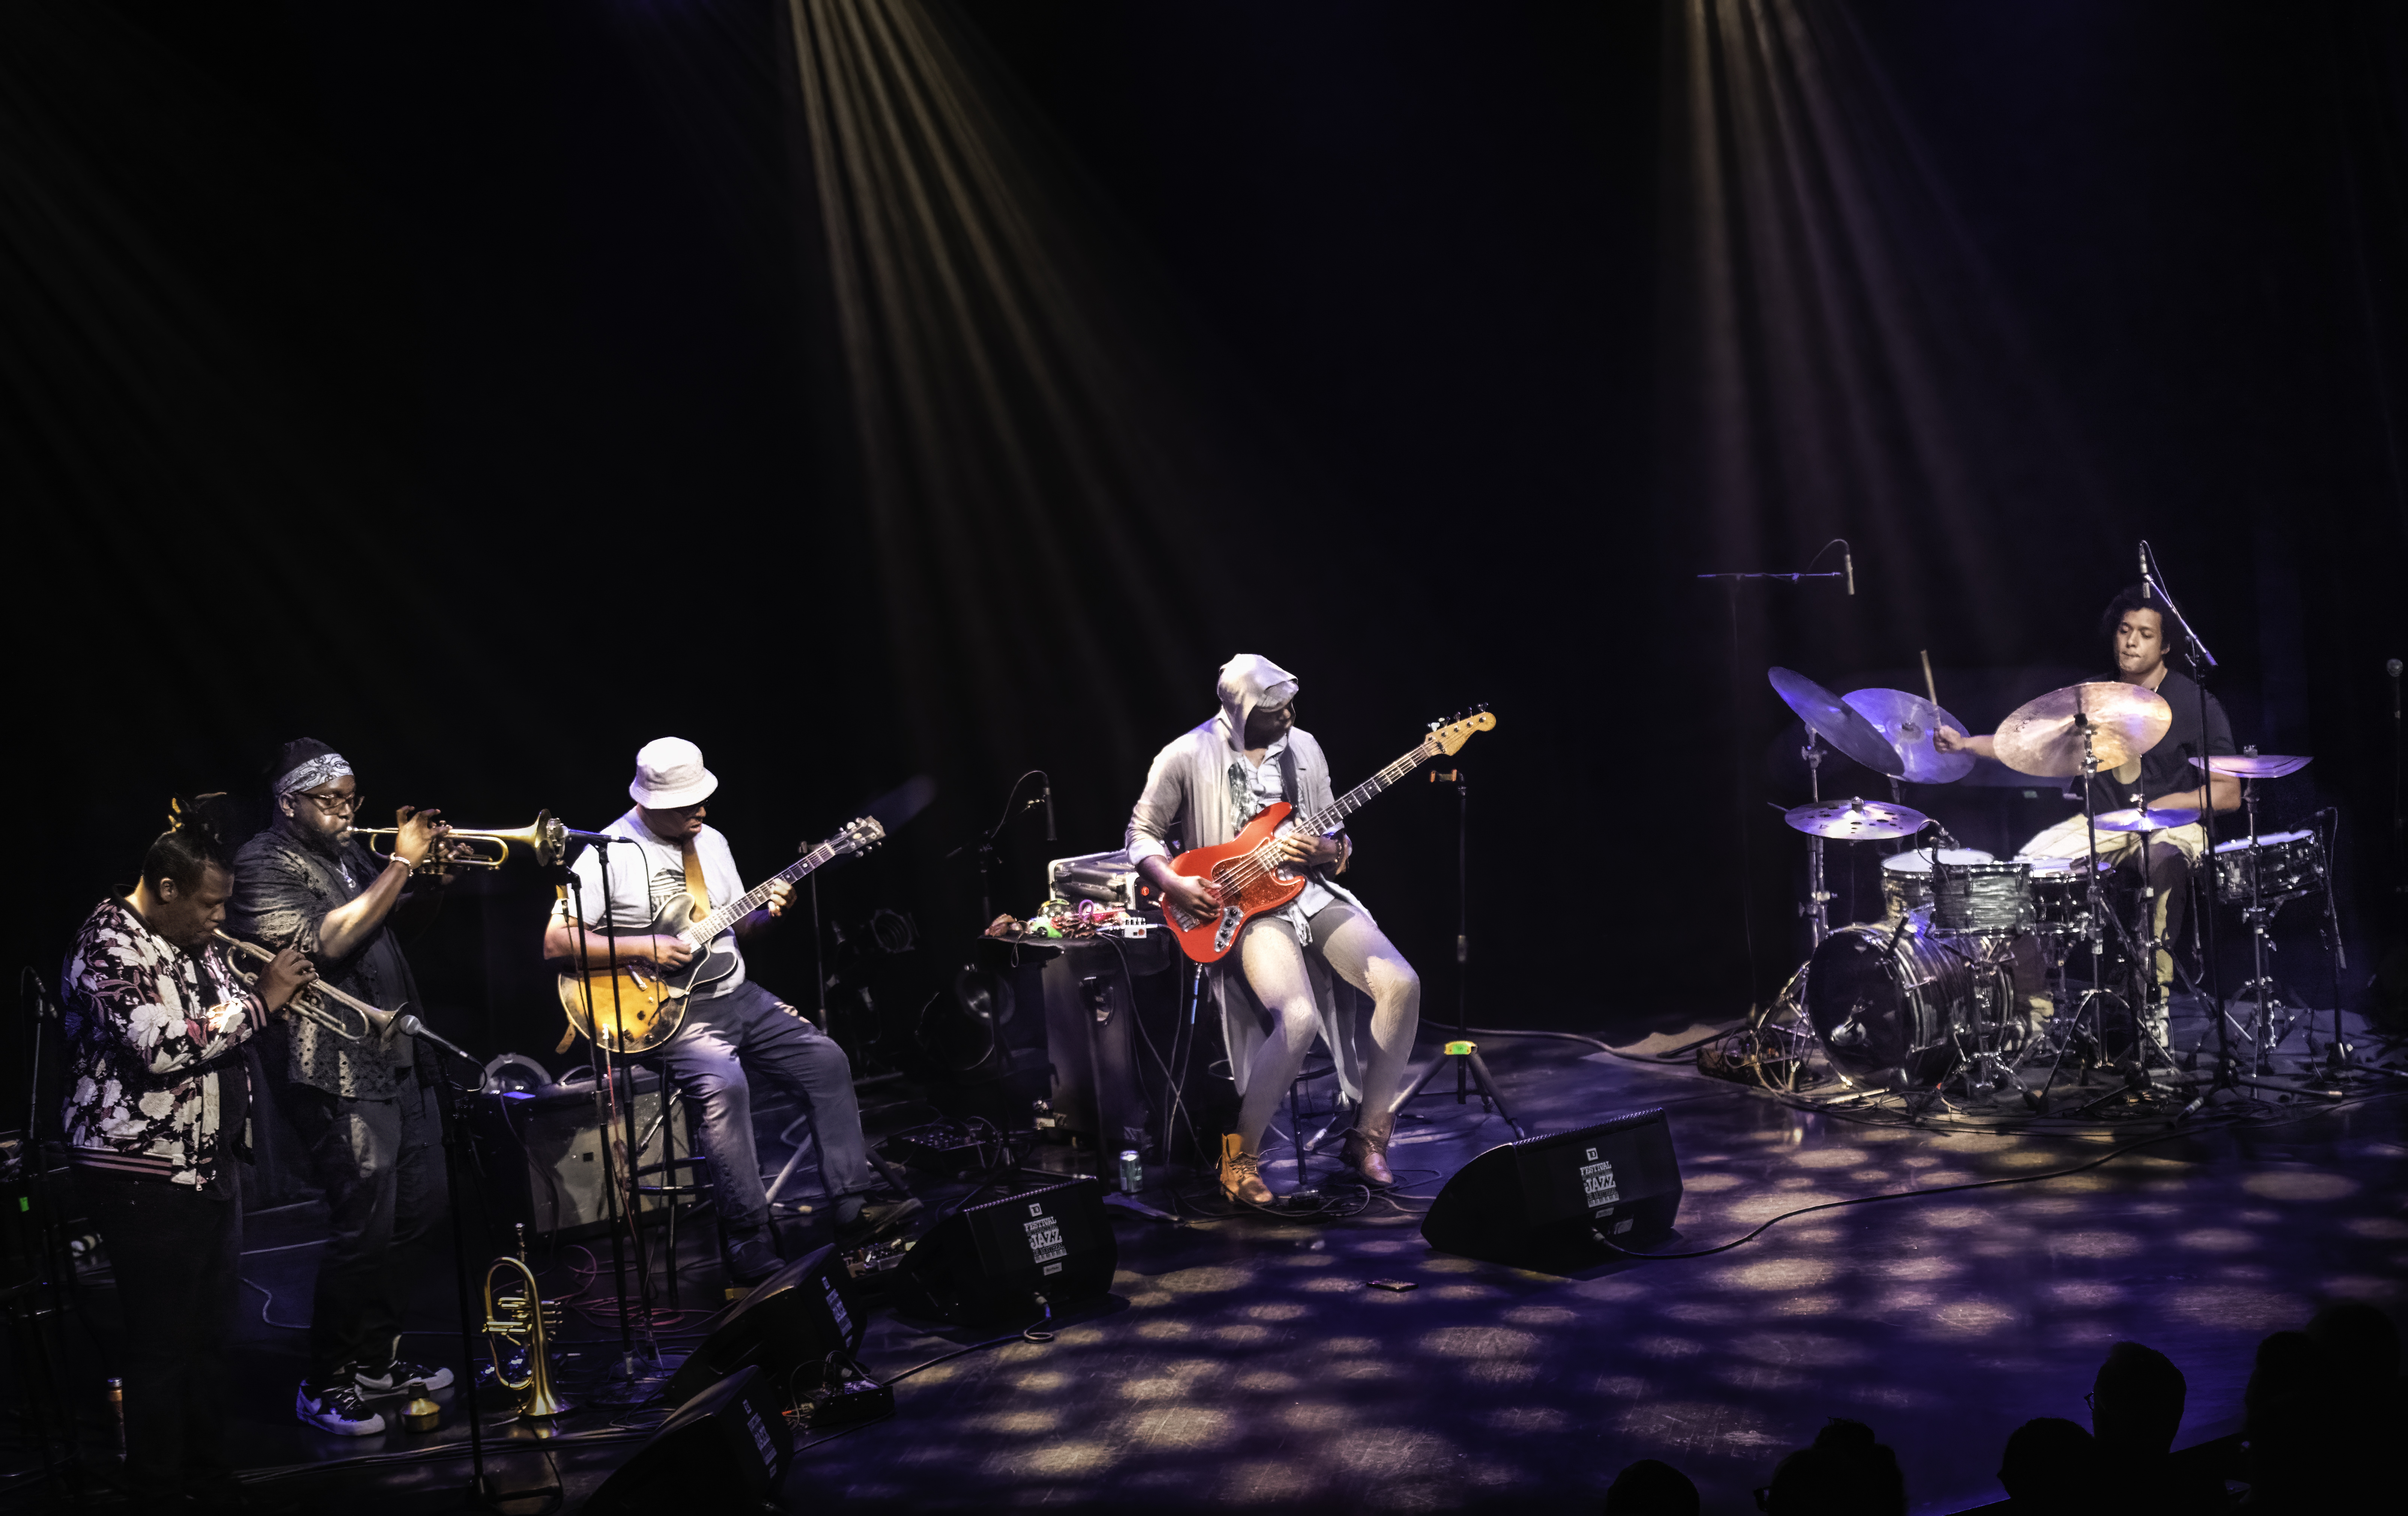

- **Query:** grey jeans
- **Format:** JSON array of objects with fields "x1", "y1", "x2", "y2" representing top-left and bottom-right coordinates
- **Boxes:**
[
  {"x1": 282, "y1": 1073, "x2": 444, "y2": 1378},
  {"x1": 656, "y1": 980, "x2": 868, "y2": 1236}
]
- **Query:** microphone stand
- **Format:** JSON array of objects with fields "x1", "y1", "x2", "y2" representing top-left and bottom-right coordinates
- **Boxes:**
[
  {"x1": 946, "y1": 770, "x2": 1053, "y2": 929},
  {"x1": 1698, "y1": 540, "x2": 1855, "y2": 1006},
  {"x1": 2139, "y1": 545, "x2": 2232, "y2": 1097}
]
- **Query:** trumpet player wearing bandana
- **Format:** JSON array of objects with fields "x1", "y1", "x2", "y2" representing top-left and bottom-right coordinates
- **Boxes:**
[{"x1": 229, "y1": 738, "x2": 460, "y2": 1437}]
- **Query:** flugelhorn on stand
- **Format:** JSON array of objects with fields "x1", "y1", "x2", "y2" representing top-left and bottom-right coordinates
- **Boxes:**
[
  {"x1": 485, "y1": 1225, "x2": 572, "y2": 1418},
  {"x1": 350, "y1": 811, "x2": 570, "y2": 871},
  {"x1": 211, "y1": 930, "x2": 399, "y2": 1043}
]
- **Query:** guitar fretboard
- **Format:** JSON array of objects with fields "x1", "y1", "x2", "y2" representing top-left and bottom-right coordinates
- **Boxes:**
[
  {"x1": 1289, "y1": 737, "x2": 1442, "y2": 839},
  {"x1": 684, "y1": 843, "x2": 844, "y2": 944}
]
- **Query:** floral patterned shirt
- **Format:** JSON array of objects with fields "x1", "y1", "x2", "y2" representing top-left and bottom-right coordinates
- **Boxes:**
[{"x1": 60, "y1": 898, "x2": 262, "y2": 1192}]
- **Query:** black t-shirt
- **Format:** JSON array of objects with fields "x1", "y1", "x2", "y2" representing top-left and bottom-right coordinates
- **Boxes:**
[{"x1": 2082, "y1": 668, "x2": 2236, "y2": 813}]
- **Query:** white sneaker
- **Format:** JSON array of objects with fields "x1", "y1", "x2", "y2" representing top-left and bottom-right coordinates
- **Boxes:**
[
  {"x1": 297, "y1": 1377, "x2": 387, "y2": 1436},
  {"x1": 355, "y1": 1355, "x2": 455, "y2": 1394}
]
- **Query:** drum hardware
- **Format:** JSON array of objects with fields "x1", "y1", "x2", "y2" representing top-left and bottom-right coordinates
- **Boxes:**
[
  {"x1": 1771, "y1": 669, "x2": 1911, "y2": 948},
  {"x1": 2193, "y1": 752, "x2": 2340, "y2": 1078}
]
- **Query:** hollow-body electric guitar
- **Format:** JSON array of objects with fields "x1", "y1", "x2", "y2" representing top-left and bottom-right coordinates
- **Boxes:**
[
  {"x1": 555, "y1": 817, "x2": 885, "y2": 1053},
  {"x1": 1163, "y1": 710, "x2": 1494, "y2": 964}
]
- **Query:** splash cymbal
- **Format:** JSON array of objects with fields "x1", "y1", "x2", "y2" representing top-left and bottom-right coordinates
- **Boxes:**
[
  {"x1": 1842, "y1": 687, "x2": 1976, "y2": 785},
  {"x1": 1768, "y1": 668, "x2": 1906, "y2": 777},
  {"x1": 1782, "y1": 797, "x2": 1930, "y2": 841},
  {"x1": 1993, "y1": 682, "x2": 2172, "y2": 779}
]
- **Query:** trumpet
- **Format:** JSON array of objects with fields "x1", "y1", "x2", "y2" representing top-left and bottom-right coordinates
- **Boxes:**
[
  {"x1": 211, "y1": 930, "x2": 400, "y2": 1043},
  {"x1": 350, "y1": 811, "x2": 569, "y2": 871}
]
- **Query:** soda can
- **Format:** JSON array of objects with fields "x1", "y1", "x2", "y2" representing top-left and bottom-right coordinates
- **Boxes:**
[{"x1": 1117, "y1": 1149, "x2": 1143, "y2": 1194}]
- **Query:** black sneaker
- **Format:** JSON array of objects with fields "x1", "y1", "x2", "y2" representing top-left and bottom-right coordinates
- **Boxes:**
[
  {"x1": 354, "y1": 1353, "x2": 454, "y2": 1394},
  {"x1": 296, "y1": 1377, "x2": 386, "y2": 1436},
  {"x1": 725, "y1": 1227, "x2": 785, "y2": 1286}
]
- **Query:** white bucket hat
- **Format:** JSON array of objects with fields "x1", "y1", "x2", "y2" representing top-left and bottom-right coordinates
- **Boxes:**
[{"x1": 630, "y1": 737, "x2": 718, "y2": 809}]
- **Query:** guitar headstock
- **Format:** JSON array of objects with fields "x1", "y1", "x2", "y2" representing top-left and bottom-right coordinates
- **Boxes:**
[
  {"x1": 816, "y1": 816, "x2": 887, "y2": 859},
  {"x1": 1427, "y1": 705, "x2": 1496, "y2": 756}
]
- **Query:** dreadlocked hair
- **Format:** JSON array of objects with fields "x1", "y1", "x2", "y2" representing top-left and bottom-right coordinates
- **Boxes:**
[{"x1": 142, "y1": 794, "x2": 235, "y2": 895}]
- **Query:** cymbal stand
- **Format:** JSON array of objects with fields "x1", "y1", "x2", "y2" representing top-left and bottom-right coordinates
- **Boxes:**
[
  {"x1": 2229, "y1": 775, "x2": 2301, "y2": 1073},
  {"x1": 1802, "y1": 732, "x2": 1833, "y2": 948}
]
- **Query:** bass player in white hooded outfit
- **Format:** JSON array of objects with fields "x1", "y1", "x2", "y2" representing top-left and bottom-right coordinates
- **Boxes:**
[{"x1": 1125, "y1": 655, "x2": 1423, "y2": 1204}]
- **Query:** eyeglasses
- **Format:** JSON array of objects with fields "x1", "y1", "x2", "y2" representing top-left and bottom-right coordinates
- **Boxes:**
[
  {"x1": 2083, "y1": 1391, "x2": 2097, "y2": 1409},
  {"x1": 300, "y1": 791, "x2": 364, "y2": 815}
]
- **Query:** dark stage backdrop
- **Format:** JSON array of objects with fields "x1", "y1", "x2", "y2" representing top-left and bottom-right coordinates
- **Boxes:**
[{"x1": 4, "y1": 0, "x2": 2404, "y2": 1081}]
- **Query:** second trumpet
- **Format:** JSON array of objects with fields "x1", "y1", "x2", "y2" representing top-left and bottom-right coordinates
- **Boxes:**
[{"x1": 211, "y1": 930, "x2": 399, "y2": 1044}]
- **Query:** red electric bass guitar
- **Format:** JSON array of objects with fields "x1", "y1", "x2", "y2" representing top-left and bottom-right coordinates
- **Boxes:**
[{"x1": 1162, "y1": 708, "x2": 1495, "y2": 964}]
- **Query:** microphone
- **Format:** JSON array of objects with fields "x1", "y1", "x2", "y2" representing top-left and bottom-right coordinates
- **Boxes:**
[
  {"x1": 394, "y1": 1013, "x2": 475, "y2": 1067},
  {"x1": 1843, "y1": 544, "x2": 1855, "y2": 596},
  {"x1": 1042, "y1": 778, "x2": 1057, "y2": 843}
]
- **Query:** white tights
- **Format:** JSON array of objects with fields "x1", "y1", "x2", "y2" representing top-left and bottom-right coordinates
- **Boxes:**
[{"x1": 1231, "y1": 904, "x2": 1421, "y2": 1151}]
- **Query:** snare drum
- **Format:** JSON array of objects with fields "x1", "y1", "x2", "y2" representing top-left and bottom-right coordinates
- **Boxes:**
[
  {"x1": 2212, "y1": 830, "x2": 2324, "y2": 905},
  {"x1": 1933, "y1": 859, "x2": 2035, "y2": 935},
  {"x1": 1880, "y1": 849, "x2": 1993, "y2": 921}
]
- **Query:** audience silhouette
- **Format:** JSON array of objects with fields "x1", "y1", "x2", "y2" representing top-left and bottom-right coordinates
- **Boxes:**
[
  {"x1": 1605, "y1": 1305, "x2": 2406, "y2": 1516},
  {"x1": 1995, "y1": 1415, "x2": 2098, "y2": 1513},
  {"x1": 1600, "y1": 1457, "x2": 1700, "y2": 1516}
]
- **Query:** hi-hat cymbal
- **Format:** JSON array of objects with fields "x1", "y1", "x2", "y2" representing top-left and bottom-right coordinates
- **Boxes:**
[
  {"x1": 1842, "y1": 687, "x2": 1976, "y2": 785},
  {"x1": 2095, "y1": 805, "x2": 2200, "y2": 833},
  {"x1": 1993, "y1": 682, "x2": 2172, "y2": 779},
  {"x1": 1769, "y1": 668, "x2": 1906, "y2": 776},
  {"x1": 2188, "y1": 753, "x2": 2312, "y2": 779},
  {"x1": 1783, "y1": 797, "x2": 1930, "y2": 841}
]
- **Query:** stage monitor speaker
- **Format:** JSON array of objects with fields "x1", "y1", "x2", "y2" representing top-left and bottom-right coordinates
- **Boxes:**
[
  {"x1": 660, "y1": 1245, "x2": 863, "y2": 1408},
  {"x1": 1421, "y1": 1108, "x2": 1682, "y2": 1271},
  {"x1": 580, "y1": 1363, "x2": 791, "y2": 1515},
  {"x1": 889, "y1": 1176, "x2": 1116, "y2": 1326}
]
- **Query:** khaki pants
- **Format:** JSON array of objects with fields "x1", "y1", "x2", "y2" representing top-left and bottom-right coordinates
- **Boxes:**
[{"x1": 2017, "y1": 817, "x2": 2201, "y2": 1027}]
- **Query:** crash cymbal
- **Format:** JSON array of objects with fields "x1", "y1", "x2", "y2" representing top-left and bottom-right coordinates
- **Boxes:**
[
  {"x1": 2095, "y1": 805, "x2": 2200, "y2": 833},
  {"x1": 1993, "y1": 682, "x2": 2172, "y2": 779},
  {"x1": 1768, "y1": 668, "x2": 1906, "y2": 776},
  {"x1": 1783, "y1": 797, "x2": 1930, "y2": 841},
  {"x1": 2188, "y1": 753, "x2": 2313, "y2": 779},
  {"x1": 1842, "y1": 687, "x2": 1976, "y2": 785}
]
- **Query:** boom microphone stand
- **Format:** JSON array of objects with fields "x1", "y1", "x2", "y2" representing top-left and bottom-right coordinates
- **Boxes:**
[{"x1": 2139, "y1": 543, "x2": 2233, "y2": 1088}]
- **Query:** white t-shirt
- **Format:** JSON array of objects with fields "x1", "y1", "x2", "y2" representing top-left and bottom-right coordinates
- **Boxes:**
[{"x1": 555, "y1": 810, "x2": 749, "y2": 998}]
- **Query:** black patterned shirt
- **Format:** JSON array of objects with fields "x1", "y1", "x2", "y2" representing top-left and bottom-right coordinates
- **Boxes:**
[
  {"x1": 229, "y1": 826, "x2": 420, "y2": 1099},
  {"x1": 60, "y1": 898, "x2": 261, "y2": 1193}
]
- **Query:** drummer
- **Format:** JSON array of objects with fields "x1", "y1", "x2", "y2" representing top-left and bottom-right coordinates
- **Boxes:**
[{"x1": 1936, "y1": 584, "x2": 2240, "y2": 991}]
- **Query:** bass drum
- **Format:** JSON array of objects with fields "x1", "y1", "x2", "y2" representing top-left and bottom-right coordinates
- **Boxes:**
[{"x1": 1804, "y1": 918, "x2": 1980, "y2": 1089}]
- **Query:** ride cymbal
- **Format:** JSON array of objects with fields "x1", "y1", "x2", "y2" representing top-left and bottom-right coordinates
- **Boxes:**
[
  {"x1": 2188, "y1": 753, "x2": 2312, "y2": 779},
  {"x1": 1993, "y1": 682, "x2": 2171, "y2": 779},
  {"x1": 1842, "y1": 687, "x2": 1975, "y2": 785},
  {"x1": 1768, "y1": 668, "x2": 1906, "y2": 776},
  {"x1": 1783, "y1": 797, "x2": 1930, "y2": 841}
]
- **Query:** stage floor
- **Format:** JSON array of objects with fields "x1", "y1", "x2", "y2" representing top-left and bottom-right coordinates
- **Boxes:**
[{"x1": 11, "y1": 1012, "x2": 2407, "y2": 1515}]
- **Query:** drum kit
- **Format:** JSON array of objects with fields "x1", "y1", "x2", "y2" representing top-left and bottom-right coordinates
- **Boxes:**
[{"x1": 1760, "y1": 666, "x2": 2338, "y2": 1109}]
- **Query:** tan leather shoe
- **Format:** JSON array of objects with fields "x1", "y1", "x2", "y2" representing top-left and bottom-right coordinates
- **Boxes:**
[
  {"x1": 1341, "y1": 1111, "x2": 1396, "y2": 1188},
  {"x1": 1219, "y1": 1133, "x2": 1272, "y2": 1205}
]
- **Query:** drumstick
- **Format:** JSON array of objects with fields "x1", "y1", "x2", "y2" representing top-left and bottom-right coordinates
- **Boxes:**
[{"x1": 1919, "y1": 650, "x2": 1939, "y2": 708}]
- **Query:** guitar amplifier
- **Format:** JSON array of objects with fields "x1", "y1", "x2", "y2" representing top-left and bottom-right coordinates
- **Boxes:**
[
  {"x1": 472, "y1": 1067, "x2": 695, "y2": 1242},
  {"x1": 1047, "y1": 848, "x2": 1144, "y2": 909}
]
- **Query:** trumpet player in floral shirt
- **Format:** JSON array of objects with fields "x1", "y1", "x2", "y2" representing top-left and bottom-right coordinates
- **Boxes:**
[{"x1": 62, "y1": 805, "x2": 313, "y2": 1507}]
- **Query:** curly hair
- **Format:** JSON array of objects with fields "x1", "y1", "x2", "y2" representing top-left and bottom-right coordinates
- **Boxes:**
[{"x1": 2099, "y1": 583, "x2": 2186, "y2": 660}]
